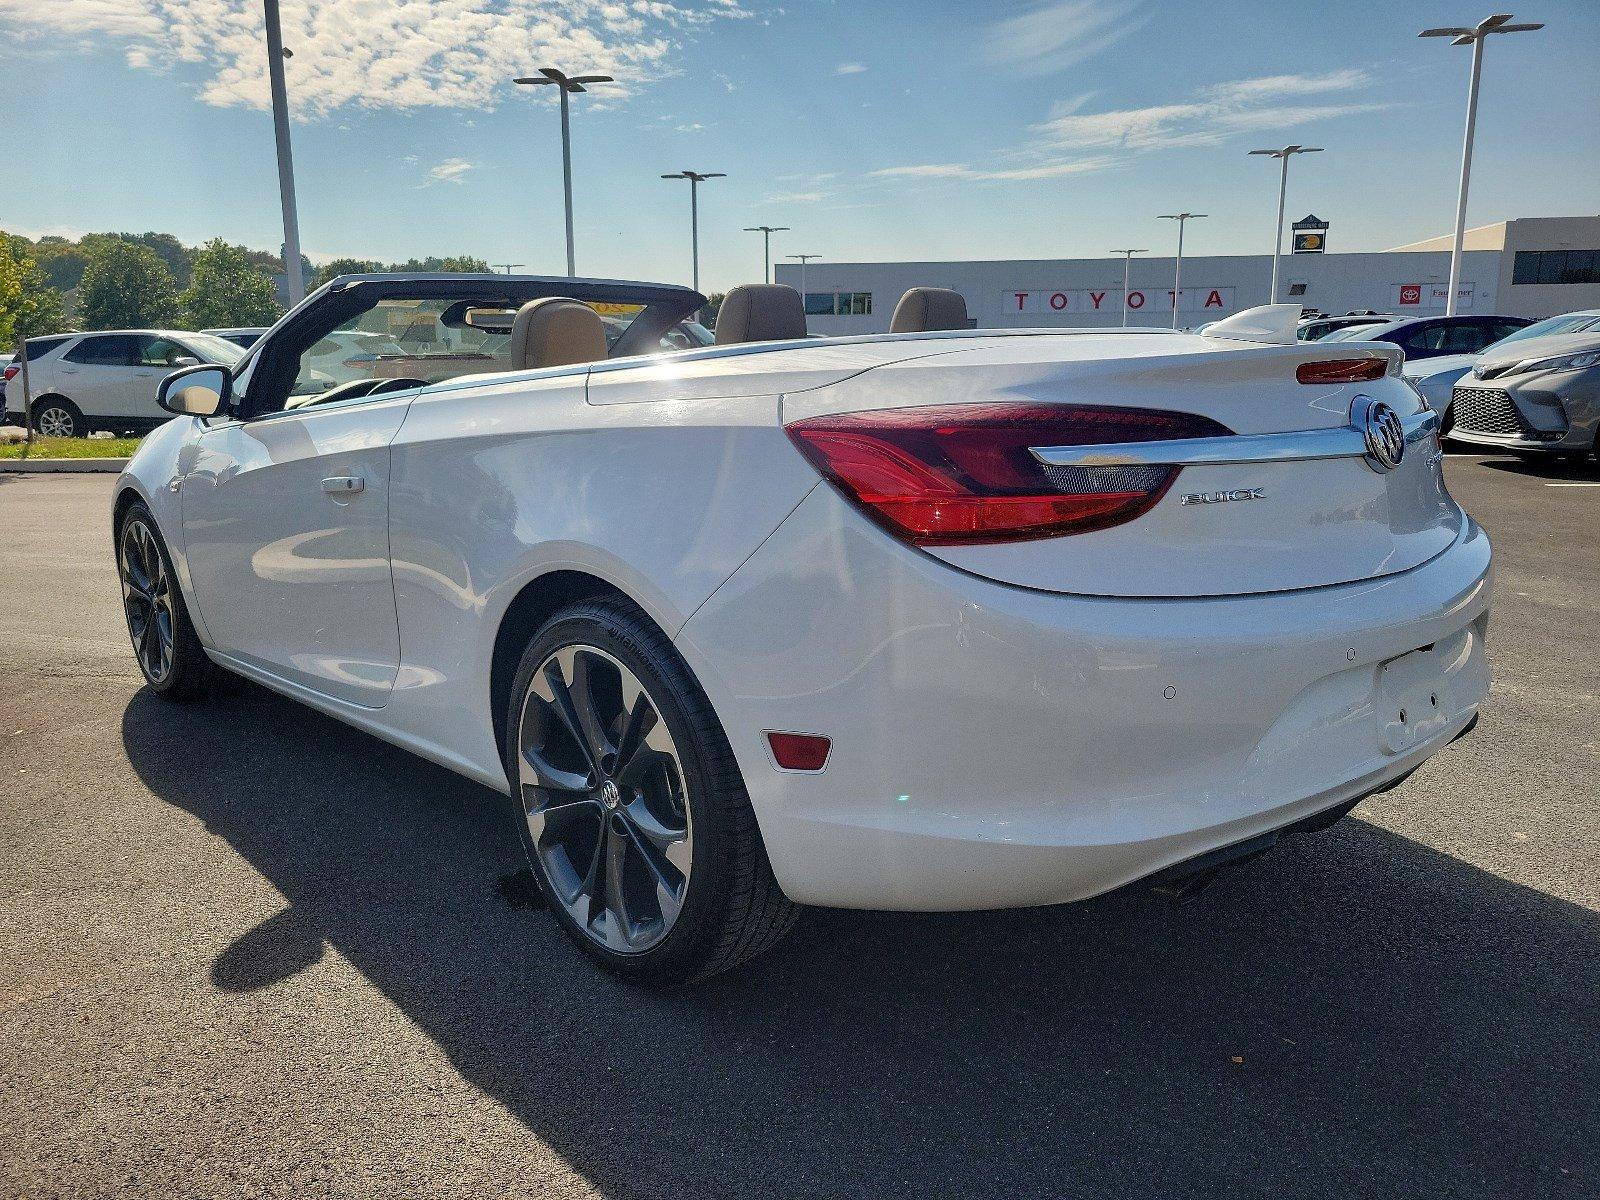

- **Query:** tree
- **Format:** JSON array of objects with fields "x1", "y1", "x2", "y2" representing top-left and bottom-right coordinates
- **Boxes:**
[
  {"x1": 387, "y1": 255, "x2": 491, "y2": 274},
  {"x1": 0, "y1": 233, "x2": 67, "y2": 347},
  {"x1": 179, "y1": 239, "x2": 283, "y2": 329},
  {"x1": 313, "y1": 257, "x2": 383, "y2": 288},
  {"x1": 78, "y1": 240, "x2": 178, "y2": 330}
]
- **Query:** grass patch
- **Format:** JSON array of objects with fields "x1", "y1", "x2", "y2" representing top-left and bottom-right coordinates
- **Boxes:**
[{"x1": 0, "y1": 436, "x2": 143, "y2": 460}]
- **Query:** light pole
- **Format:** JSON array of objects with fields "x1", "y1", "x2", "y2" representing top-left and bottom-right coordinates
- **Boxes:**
[
  {"x1": 514, "y1": 66, "x2": 614, "y2": 277},
  {"x1": 787, "y1": 253, "x2": 822, "y2": 307},
  {"x1": 660, "y1": 170, "x2": 725, "y2": 294},
  {"x1": 1421, "y1": 14, "x2": 1543, "y2": 316},
  {"x1": 743, "y1": 226, "x2": 790, "y2": 284},
  {"x1": 1109, "y1": 249, "x2": 1146, "y2": 326},
  {"x1": 1157, "y1": 213, "x2": 1206, "y2": 328},
  {"x1": 493, "y1": 263, "x2": 525, "y2": 275},
  {"x1": 1247, "y1": 145, "x2": 1322, "y2": 304},
  {"x1": 262, "y1": 0, "x2": 303, "y2": 305}
]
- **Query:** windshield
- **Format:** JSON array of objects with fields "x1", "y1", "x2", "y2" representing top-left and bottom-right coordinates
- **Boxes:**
[
  {"x1": 1485, "y1": 312, "x2": 1600, "y2": 350},
  {"x1": 182, "y1": 333, "x2": 248, "y2": 366}
]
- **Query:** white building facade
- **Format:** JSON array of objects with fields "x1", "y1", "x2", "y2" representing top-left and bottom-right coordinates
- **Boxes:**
[{"x1": 776, "y1": 215, "x2": 1600, "y2": 335}]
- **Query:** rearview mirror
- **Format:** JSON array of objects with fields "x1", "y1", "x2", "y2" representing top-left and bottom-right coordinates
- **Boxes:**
[
  {"x1": 464, "y1": 306, "x2": 517, "y2": 333},
  {"x1": 171, "y1": 355, "x2": 201, "y2": 368},
  {"x1": 157, "y1": 364, "x2": 231, "y2": 417}
]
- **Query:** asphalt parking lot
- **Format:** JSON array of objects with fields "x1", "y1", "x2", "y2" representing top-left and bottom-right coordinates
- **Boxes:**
[{"x1": 1, "y1": 455, "x2": 1596, "y2": 1199}]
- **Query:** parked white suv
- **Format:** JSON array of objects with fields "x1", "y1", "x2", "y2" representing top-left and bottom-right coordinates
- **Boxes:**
[{"x1": 3, "y1": 330, "x2": 244, "y2": 437}]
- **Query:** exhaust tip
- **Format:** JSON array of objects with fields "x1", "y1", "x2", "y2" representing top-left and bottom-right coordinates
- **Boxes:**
[{"x1": 1150, "y1": 867, "x2": 1220, "y2": 905}]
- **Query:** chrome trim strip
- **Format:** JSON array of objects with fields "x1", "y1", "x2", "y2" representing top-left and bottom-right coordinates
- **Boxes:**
[{"x1": 1030, "y1": 408, "x2": 1437, "y2": 468}]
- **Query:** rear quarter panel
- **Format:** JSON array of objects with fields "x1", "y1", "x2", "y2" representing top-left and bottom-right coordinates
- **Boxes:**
[{"x1": 379, "y1": 370, "x2": 819, "y2": 789}]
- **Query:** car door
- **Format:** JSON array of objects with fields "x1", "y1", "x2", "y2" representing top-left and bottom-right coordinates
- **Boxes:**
[
  {"x1": 179, "y1": 393, "x2": 411, "y2": 707},
  {"x1": 56, "y1": 333, "x2": 157, "y2": 419}
]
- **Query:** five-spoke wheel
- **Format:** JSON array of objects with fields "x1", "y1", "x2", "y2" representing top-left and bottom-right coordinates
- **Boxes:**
[
  {"x1": 120, "y1": 516, "x2": 175, "y2": 685},
  {"x1": 518, "y1": 644, "x2": 692, "y2": 954}
]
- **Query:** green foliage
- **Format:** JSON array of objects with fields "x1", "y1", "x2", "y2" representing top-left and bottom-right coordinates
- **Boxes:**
[
  {"x1": 179, "y1": 239, "x2": 283, "y2": 330},
  {"x1": 78, "y1": 240, "x2": 178, "y2": 330},
  {"x1": 0, "y1": 233, "x2": 68, "y2": 347},
  {"x1": 387, "y1": 255, "x2": 491, "y2": 274},
  {"x1": 313, "y1": 257, "x2": 384, "y2": 288}
]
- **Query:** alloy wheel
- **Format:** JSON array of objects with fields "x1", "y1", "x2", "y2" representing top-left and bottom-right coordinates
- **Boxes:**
[
  {"x1": 119, "y1": 519, "x2": 174, "y2": 684},
  {"x1": 37, "y1": 406, "x2": 74, "y2": 437},
  {"x1": 517, "y1": 643, "x2": 692, "y2": 954}
]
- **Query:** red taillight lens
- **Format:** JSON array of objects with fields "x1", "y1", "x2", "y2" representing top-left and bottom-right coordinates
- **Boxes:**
[
  {"x1": 1296, "y1": 358, "x2": 1387, "y2": 384},
  {"x1": 785, "y1": 403, "x2": 1232, "y2": 545},
  {"x1": 766, "y1": 731, "x2": 832, "y2": 771},
  {"x1": 2, "y1": 365, "x2": 18, "y2": 383}
]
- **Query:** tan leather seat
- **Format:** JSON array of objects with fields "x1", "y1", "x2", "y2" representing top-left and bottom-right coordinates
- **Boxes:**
[
  {"x1": 714, "y1": 284, "x2": 807, "y2": 345},
  {"x1": 889, "y1": 287, "x2": 969, "y2": 334},
  {"x1": 509, "y1": 297, "x2": 608, "y2": 369}
]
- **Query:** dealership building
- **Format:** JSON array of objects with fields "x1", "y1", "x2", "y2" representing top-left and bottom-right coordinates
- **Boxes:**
[{"x1": 776, "y1": 215, "x2": 1600, "y2": 335}]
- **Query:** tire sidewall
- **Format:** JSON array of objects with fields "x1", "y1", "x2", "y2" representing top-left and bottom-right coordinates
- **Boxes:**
[{"x1": 504, "y1": 603, "x2": 735, "y2": 982}]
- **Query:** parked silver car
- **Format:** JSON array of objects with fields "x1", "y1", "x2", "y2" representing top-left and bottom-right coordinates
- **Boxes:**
[
  {"x1": 1447, "y1": 326, "x2": 1600, "y2": 460},
  {"x1": 1406, "y1": 310, "x2": 1600, "y2": 416}
]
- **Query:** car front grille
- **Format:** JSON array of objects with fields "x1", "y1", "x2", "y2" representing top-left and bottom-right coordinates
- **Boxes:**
[{"x1": 1451, "y1": 386, "x2": 1527, "y2": 437}]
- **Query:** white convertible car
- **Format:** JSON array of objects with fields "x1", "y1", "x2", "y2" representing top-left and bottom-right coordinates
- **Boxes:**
[{"x1": 115, "y1": 274, "x2": 1491, "y2": 982}]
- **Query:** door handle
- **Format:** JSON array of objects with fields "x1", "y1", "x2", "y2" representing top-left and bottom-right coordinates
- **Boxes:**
[{"x1": 321, "y1": 476, "x2": 364, "y2": 495}]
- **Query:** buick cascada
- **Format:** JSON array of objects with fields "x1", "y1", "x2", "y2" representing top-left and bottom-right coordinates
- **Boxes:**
[{"x1": 113, "y1": 274, "x2": 1491, "y2": 982}]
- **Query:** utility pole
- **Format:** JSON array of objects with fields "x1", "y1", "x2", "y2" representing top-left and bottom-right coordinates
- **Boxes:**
[
  {"x1": 1421, "y1": 14, "x2": 1543, "y2": 315},
  {"x1": 660, "y1": 171, "x2": 726, "y2": 293},
  {"x1": 743, "y1": 226, "x2": 790, "y2": 284},
  {"x1": 514, "y1": 67, "x2": 615, "y2": 277},
  {"x1": 1247, "y1": 146, "x2": 1322, "y2": 303},
  {"x1": 262, "y1": 0, "x2": 304, "y2": 305},
  {"x1": 1157, "y1": 213, "x2": 1206, "y2": 329},
  {"x1": 1109, "y1": 249, "x2": 1146, "y2": 326}
]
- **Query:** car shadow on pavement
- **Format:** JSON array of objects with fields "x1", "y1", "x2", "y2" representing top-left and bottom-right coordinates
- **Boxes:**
[
  {"x1": 1471, "y1": 453, "x2": 1600, "y2": 481},
  {"x1": 122, "y1": 681, "x2": 1598, "y2": 1199}
]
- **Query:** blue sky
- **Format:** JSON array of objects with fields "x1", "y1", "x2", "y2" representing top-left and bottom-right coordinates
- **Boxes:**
[{"x1": 1, "y1": 0, "x2": 1596, "y2": 293}]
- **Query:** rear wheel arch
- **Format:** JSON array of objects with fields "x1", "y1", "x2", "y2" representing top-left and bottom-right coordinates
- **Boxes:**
[
  {"x1": 490, "y1": 570, "x2": 646, "y2": 774},
  {"x1": 31, "y1": 394, "x2": 86, "y2": 437}
]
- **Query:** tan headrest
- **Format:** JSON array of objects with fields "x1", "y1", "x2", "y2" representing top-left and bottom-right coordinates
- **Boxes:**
[
  {"x1": 714, "y1": 284, "x2": 807, "y2": 345},
  {"x1": 509, "y1": 297, "x2": 608, "y2": 369},
  {"x1": 889, "y1": 287, "x2": 969, "y2": 334}
]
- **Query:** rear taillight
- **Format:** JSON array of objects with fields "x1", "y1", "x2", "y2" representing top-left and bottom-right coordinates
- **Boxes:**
[
  {"x1": 1296, "y1": 358, "x2": 1387, "y2": 384},
  {"x1": 784, "y1": 403, "x2": 1232, "y2": 545},
  {"x1": 2, "y1": 365, "x2": 18, "y2": 383}
]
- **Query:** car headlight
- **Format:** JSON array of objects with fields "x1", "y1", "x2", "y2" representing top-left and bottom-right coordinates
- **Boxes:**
[{"x1": 1515, "y1": 350, "x2": 1600, "y2": 375}]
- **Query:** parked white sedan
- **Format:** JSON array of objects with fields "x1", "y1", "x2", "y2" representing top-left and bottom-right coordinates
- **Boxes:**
[
  {"x1": 3, "y1": 329, "x2": 244, "y2": 436},
  {"x1": 114, "y1": 274, "x2": 1491, "y2": 982}
]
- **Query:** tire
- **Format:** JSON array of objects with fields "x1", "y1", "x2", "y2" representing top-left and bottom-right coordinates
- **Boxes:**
[
  {"x1": 32, "y1": 397, "x2": 85, "y2": 438},
  {"x1": 504, "y1": 597, "x2": 798, "y2": 984},
  {"x1": 116, "y1": 502, "x2": 219, "y2": 700}
]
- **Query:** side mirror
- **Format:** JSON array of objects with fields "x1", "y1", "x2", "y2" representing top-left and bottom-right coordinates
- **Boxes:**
[
  {"x1": 171, "y1": 355, "x2": 201, "y2": 368},
  {"x1": 157, "y1": 363, "x2": 231, "y2": 417}
]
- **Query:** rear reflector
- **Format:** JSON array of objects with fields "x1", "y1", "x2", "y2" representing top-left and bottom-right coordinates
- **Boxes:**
[
  {"x1": 1296, "y1": 358, "x2": 1387, "y2": 384},
  {"x1": 766, "y1": 731, "x2": 831, "y2": 772},
  {"x1": 785, "y1": 403, "x2": 1232, "y2": 545}
]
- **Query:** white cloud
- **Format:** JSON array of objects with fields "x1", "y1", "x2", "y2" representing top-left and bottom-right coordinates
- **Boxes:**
[
  {"x1": 981, "y1": 0, "x2": 1149, "y2": 78},
  {"x1": 676, "y1": 121, "x2": 706, "y2": 132},
  {"x1": 1036, "y1": 70, "x2": 1384, "y2": 152},
  {"x1": 764, "y1": 190, "x2": 828, "y2": 204},
  {"x1": 834, "y1": 62, "x2": 866, "y2": 75},
  {"x1": 0, "y1": 0, "x2": 754, "y2": 118},
  {"x1": 870, "y1": 158, "x2": 1113, "y2": 182},
  {"x1": 422, "y1": 157, "x2": 477, "y2": 186}
]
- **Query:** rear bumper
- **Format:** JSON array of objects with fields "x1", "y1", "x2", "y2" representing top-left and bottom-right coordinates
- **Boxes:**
[{"x1": 677, "y1": 486, "x2": 1492, "y2": 911}]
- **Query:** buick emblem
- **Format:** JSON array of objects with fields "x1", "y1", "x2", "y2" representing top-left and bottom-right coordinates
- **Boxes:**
[{"x1": 1356, "y1": 398, "x2": 1406, "y2": 472}]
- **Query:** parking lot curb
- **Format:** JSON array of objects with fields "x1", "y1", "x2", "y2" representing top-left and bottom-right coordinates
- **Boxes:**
[{"x1": 0, "y1": 458, "x2": 128, "y2": 473}]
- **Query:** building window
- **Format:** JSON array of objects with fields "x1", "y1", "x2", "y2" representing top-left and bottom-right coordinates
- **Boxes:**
[
  {"x1": 804, "y1": 292, "x2": 873, "y2": 316},
  {"x1": 1512, "y1": 249, "x2": 1600, "y2": 285},
  {"x1": 1287, "y1": 282, "x2": 1308, "y2": 297}
]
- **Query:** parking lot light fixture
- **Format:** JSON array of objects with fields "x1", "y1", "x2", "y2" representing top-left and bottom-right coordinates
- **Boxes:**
[
  {"x1": 787, "y1": 254, "x2": 822, "y2": 310},
  {"x1": 1248, "y1": 146, "x2": 1322, "y2": 304},
  {"x1": 743, "y1": 226, "x2": 790, "y2": 284},
  {"x1": 1109, "y1": 249, "x2": 1147, "y2": 326},
  {"x1": 262, "y1": 0, "x2": 304, "y2": 305},
  {"x1": 1420, "y1": 14, "x2": 1543, "y2": 316},
  {"x1": 514, "y1": 67, "x2": 615, "y2": 277},
  {"x1": 1157, "y1": 214, "x2": 1206, "y2": 329},
  {"x1": 660, "y1": 171, "x2": 726, "y2": 294}
]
